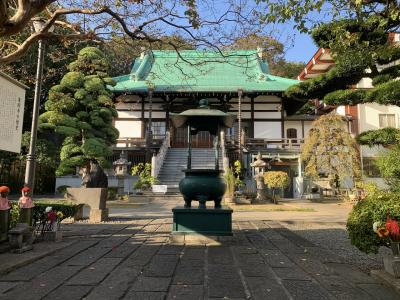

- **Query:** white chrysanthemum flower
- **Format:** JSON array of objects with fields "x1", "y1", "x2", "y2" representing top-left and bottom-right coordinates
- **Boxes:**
[
  {"x1": 373, "y1": 221, "x2": 380, "y2": 233},
  {"x1": 45, "y1": 206, "x2": 52, "y2": 213}
]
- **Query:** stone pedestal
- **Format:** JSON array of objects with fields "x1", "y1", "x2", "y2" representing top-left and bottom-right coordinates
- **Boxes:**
[
  {"x1": 89, "y1": 208, "x2": 109, "y2": 223},
  {"x1": 384, "y1": 255, "x2": 400, "y2": 278},
  {"x1": 41, "y1": 231, "x2": 63, "y2": 242},
  {"x1": 66, "y1": 187, "x2": 108, "y2": 222},
  {"x1": 0, "y1": 210, "x2": 9, "y2": 242},
  {"x1": 172, "y1": 206, "x2": 233, "y2": 236},
  {"x1": 8, "y1": 223, "x2": 33, "y2": 253}
]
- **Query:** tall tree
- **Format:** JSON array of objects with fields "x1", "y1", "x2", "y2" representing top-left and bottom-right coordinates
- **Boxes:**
[
  {"x1": 0, "y1": 1, "x2": 263, "y2": 64},
  {"x1": 39, "y1": 47, "x2": 119, "y2": 175},
  {"x1": 228, "y1": 33, "x2": 304, "y2": 78},
  {"x1": 301, "y1": 113, "x2": 360, "y2": 187}
]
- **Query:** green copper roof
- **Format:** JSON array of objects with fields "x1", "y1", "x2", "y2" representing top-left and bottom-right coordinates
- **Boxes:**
[{"x1": 109, "y1": 50, "x2": 299, "y2": 93}]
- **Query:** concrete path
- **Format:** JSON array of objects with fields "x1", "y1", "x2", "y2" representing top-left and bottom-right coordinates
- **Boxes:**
[{"x1": 0, "y1": 217, "x2": 398, "y2": 299}]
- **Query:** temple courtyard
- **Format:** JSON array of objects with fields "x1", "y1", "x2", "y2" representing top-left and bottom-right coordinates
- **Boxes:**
[{"x1": 0, "y1": 198, "x2": 398, "y2": 300}]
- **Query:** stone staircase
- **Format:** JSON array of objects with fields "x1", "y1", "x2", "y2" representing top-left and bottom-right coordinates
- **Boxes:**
[{"x1": 157, "y1": 148, "x2": 223, "y2": 193}]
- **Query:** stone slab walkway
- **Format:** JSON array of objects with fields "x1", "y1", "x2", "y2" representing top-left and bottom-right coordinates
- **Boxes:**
[{"x1": 0, "y1": 218, "x2": 398, "y2": 300}]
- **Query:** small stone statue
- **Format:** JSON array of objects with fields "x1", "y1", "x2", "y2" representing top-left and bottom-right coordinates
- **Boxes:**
[
  {"x1": 19, "y1": 186, "x2": 34, "y2": 225},
  {"x1": 0, "y1": 186, "x2": 11, "y2": 211},
  {"x1": 81, "y1": 160, "x2": 108, "y2": 188}
]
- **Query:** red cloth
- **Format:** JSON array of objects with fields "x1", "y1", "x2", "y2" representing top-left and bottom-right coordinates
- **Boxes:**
[
  {"x1": 21, "y1": 187, "x2": 31, "y2": 192},
  {"x1": 0, "y1": 186, "x2": 9, "y2": 193}
]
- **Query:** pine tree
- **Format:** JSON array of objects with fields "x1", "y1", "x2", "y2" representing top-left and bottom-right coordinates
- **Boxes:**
[{"x1": 39, "y1": 47, "x2": 119, "y2": 176}]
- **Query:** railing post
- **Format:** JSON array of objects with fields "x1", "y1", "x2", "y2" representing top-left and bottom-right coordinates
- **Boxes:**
[{"x1": 151, "y1": 153, "x2": 156, "y2": 177}]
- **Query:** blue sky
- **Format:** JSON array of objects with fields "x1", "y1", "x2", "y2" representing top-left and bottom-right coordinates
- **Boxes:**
[{"x1": 284, "y1": 33, "x2": 317, "y2": 63}]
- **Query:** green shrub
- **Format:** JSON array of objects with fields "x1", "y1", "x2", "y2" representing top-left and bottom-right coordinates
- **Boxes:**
[
  {"x1": 132, "y1": 163, "x2": 157, "y2": 190},
  {"x1": 32, "y1": 201, "x2": 84, "y2": 225},
  {"x1": 346, "y1": 189, "x2": 400, "y2": 254},
  {"x1": 107, "y1": 187, "x2": 118, "y2": 200}
]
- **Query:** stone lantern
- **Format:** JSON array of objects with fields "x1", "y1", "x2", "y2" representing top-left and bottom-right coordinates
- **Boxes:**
[
  {"x1": 250, "y1": 152, "x2": 266, "y2": 203},
  {"x1": 113, "y1": 151, "x2": 131, "y2": 196}
]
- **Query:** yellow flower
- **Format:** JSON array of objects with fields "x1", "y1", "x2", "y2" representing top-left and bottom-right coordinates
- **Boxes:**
[{"x1": 56, "y1": 211, "x2": 64, "y2": 219}]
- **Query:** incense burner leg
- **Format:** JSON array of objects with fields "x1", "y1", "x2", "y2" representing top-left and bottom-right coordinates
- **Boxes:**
[
  {"x1": 184, "y1": 198, "x2": 192, "y2": 208},
  {"x1": 214, "y1": 198, "x2": 222, "y2": 209}
]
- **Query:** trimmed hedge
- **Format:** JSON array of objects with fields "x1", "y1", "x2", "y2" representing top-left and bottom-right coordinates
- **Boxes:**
[
  {"x1": 9, "y1": 201, "x2": 84, "y2": 227},
  {"x1": 347, "y1": 188, "x2": 400, "y2": 254}
]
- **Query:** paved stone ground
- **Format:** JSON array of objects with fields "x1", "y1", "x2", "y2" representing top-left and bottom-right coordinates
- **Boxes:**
[{"x1": 0, "y1": 217, "x2": 398, "y2": 300}]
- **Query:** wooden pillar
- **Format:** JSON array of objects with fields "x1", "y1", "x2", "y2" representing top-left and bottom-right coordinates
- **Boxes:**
[
  {"x1": 141, "y1": 95, "x2": 145, "y2": 138},
  {"x1": 301, "y1": 120, "x2": 305, "y2": 139},
  {"x1": 238, "y1": 89, "x2": 243, "y2": 161},
  {"x1": 145, "y1": 88, "x2": 154, "y2": 162},
  {"x1": 250, "y1": 96, "x2": 255, "y2": 138},
  {"x1": 280, "y1": 98, "x2": 285, "y2": 140}
]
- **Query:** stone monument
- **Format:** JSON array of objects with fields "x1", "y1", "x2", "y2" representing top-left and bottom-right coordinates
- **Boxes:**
[
  {"x1": 250, "y1": 152, "x2": 267, "y2": 203},
  {"x1": 113, "y1": 151, "x2": 131, "y2": 196}
]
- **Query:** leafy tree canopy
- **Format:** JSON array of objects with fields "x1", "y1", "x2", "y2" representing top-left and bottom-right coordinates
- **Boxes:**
[
  {"x1": 228, "y1": 33, "x2": 304, "y2": 78},
  {"x1": 259, "y1": 0, "x2": 400, "y2": 106},
  {"x1": 39, "y1": 47, "x2": 119, "y2": 175}
]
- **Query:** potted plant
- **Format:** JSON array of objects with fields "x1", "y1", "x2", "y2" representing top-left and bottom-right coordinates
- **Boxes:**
[{"x1": 263, "y1": 171, "x2": 290, "y2": 204}]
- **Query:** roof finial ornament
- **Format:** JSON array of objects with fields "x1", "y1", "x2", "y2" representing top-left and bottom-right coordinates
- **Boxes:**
[{"x1": 198, "y1": 99, "x2": 209, "y2": 109}]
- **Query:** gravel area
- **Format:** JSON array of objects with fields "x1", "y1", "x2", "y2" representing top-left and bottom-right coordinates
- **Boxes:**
[{"x1": 280, "y1": 220, "x2": 391, "y2": 274}]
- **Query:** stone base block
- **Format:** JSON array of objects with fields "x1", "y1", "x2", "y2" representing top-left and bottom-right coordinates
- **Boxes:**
[
  {"x1": 89, "y1": 208, "x2": 108, "y2": 223},
  {"x1": 172, "y1": 206, "x2": 233, "y2": 236},
  {"x1": 384, "y1": 255, "x2": 400, "y2": 278},
  {"x1": 41, "y1": 231, "x2": 63, "y2": 242}
]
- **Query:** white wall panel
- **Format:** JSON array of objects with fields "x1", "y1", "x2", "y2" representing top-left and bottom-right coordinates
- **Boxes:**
[
  {"x1": 254, "y1": 112, "x2": 281, "y2": 119},
  {"x1": 254, "y1": 122, "x2": 282, "y2": 138},
  {"x1": 117, "y1": 111, "x2": 142, "y2": 118},
  {"x1": 144, "y1": 112, "x2": 166, "y2": 118},
  {"x1": 230, "y1": 104, "x2": 251, "y2": 110},
  {"x1": 254, "y1": 103, "x2": 279, "y2": 110},
  {"x1": 114, "y1": 120, "x2": 142, "y2": 138}
]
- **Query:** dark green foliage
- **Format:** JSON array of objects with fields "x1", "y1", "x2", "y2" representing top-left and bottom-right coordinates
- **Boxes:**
[
  {"x1": 357, "y1": 128, "x2": 400, "y2": 147},
  {"x1": 323, "y1": 89, "x2": 367, "y2": 106},
  {"x1": 377, "y1": 145, "x2": 400, "y2": 192},
  {"x1": 347, "y1": 188, "x2": 400, "y2": 254},
  {"x1": 39, "y1": 47, "x2": 118, "y2": 175},
  {"x1": 107, "y1": 187, "x2": 118, "y2": 200}
]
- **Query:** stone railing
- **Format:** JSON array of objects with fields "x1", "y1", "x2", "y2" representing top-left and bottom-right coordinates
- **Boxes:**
[{"x1": 151, "y1": 131, "x2": 170, "y2": 178}]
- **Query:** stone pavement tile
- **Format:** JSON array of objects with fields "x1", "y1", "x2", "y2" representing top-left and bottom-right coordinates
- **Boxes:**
[
  {"x1": 245, "y1": 276, "x2": 290, "y2": 300},
  {"x1": 143, "y1": 255, "x2": 179, "y2": 277},
  {"x1": 0, "y1": 282, "x2": 19, "y2": 294},
  {"x1": 245, "y1": 232, "x2": 276, "y2": 250},
  {"x1": 62, "y1": 246, "x2": 111, "y2": 266},
  {"x1": 42, "y1": 285, "x2": 92, "y2": 300},
  {"x1": 125, "y1": 244, "x2": 161, "y2": 267},
  {"x1": 173, "y1": 264, "x2": 204, "y2": 285},
  {"x1": 304, "y1": 247, "x2": 346, "y2": 264},
  {"x1": 282, "y1": 280, "x2": 334, "y2": 300},
  {"x1": 122, "y1": 291, "x2": 166, "y2": 300},
  {"x1": 325, "y1": 262, "x2": 377, "y2": 284},
  {"x1": 208, "y1": 247, "x2": 234, "y2": 265},
  {"x1": 141, "y1": 224, "x2": 161, "y2": 233},
  {"x1": 273, "y1": 266, "x2": 313, "y2": 281},
  {"x1": 3, "y1": 265, "x2": 81, "y2": 300},
  {"x1": 181, "y1": 246, "x2": 205, "y2": 259},
  {"x1": 85, "y1": 266, "x2": 141, "y2": 300},
  {"x1": 167, "y1": 284, "x2": 204, "y2": 300},
  {"x1": 67, "y1": 257, "x2": 123, "y2": 286},
  {"x1": 0, "y1": 256, "x2": 62, "y2": 281},
  {"x1": 231, "y1": 245, "x2": 258, "y2": 255},
  {"x1": 274, "y1": 227, "x2": 316, "y2": 248},
  {"x1": 357, "y1": 283, "x2": 400, "y2": 300},
  {"x1": 130, "y1": 275, "x2": 171, "y2": 292},
  {"x1": 96, "y1": 235, "x2": 132, "y2": 248},
  {"x1": 208, "y1": 264, "x2": 246, "y2": 298},
  {"x1": 269, "y1": 238, "x2": 306, "y2": 254},
  {"x1": 158, "y1": 244, "x2": 184, "y2": 255},
  {"x1": 285, "y1": 252, "x2": 332, "y2": 276},
  {"x1": 315, "y1": 276, "x2": 374, "y2": 300},
  {"x1": 239, "y1": 262, "x2": 275, "y2": 278},
  {"x1": 104, "y1": 243, "x2": 140, "y2": 258},
  {"x1": 0, "y1": 240, "x2": 75, "y2": 276},
  {"x1": 261, "y1": 249, "x2": 295, "y2": 268}
]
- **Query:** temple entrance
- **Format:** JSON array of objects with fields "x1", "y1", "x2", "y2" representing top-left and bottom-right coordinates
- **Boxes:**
[{"x1": 171, "y1": 127, "x2": 214, "y2": 148}]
